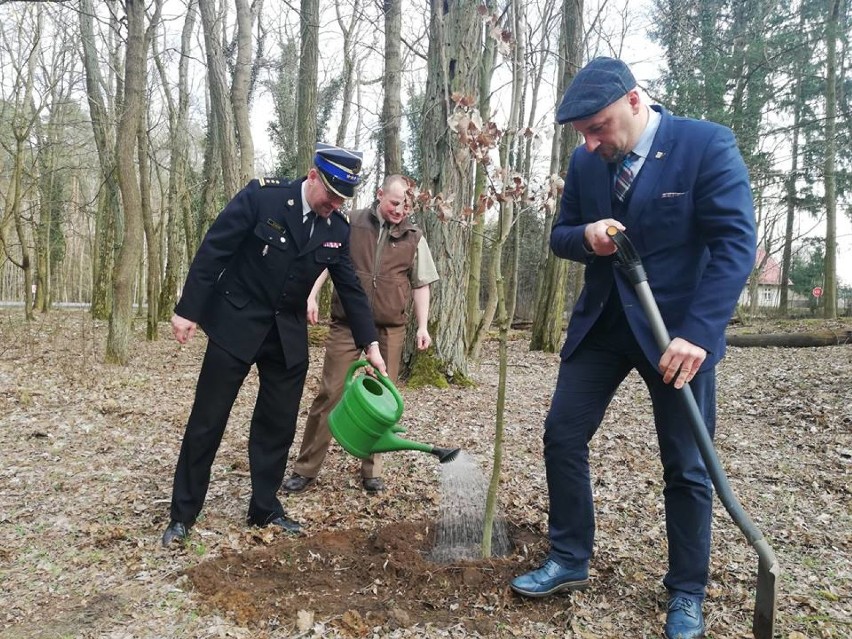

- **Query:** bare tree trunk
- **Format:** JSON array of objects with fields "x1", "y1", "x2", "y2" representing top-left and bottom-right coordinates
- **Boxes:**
[
  {"x1": 780, "y1": 21, "x2": 804, "y2": 317},
  {"x1": 232, "y1": 0, "x2": 255, "y2": 183},
  {"x1": 382, "y1": 0, "x2": 402, "y2": 175},
  {"x1": 823, "y1": 0, "x2": 840, "y2": 319},
  {"x1": 335, "y1": 0, "x2": 361, "y2": 146},
  {"x1": 482, "y1": 0, "x2": 523, "y2": 558},
  {"x1": 33, "y1": 5, "x2": 77, "y2": 314},
  {"x1": 530, "y1": 0, "x2": 582, "y2": 352},
  {"x1": 34, "y1": 137, "x2": 54, "y2": 314},
  {"x1": 155, "y1": 0, "x2": 196, "y2": 320},
  {"x1": 139, "y1": 110, "x2": 159, "y2": 340},
  {"x1": 469, "y1": 7, "x2": 524, "y2": 362},
  {"x1": 13, "y1": 210, "x2": 34, "y2": 320},
  {"x1": 503, "y1": 207, "x2": 520, "y2": 325},
  {"x1": 7, "y1": 139, "x2": 34, "y2": 321},
  {"x1": 91, "y1": 192, "x2": 118, "y2": 318},
  {"x1": 33, "y1": 111, "x2": 54, "y2": 314},
  {"x1": 80, "y1": 0, "x2": 120, "y2": 320},
  {"x1": 197, "y1": 104, "x2": 223, "y2": 246},
  {"x1": 29, "y1": 7, "x2": 61, "y2": 314},
  {"x1": 509, "y1": 1, "x2": 557, "y2": 326},
  {"x1": 296, "y1": 0, "x2": 319, "y2": 174},
  {"x1": 1, "y1": 5, "x2": 46, "y2": 321},
  {"x1": 502, "y1": 10, "x2": 525, "y2": 330},
  {"x1": 106, "y1": 0, "x2": 152, "y2": 364},
  {"x1": 414, "y1": 0, "x2": 483, "y2": 381},
  {"x1": 199, "y1": 0, "x2": 239, "y2": 196},
  {"x1": 465, "y1": 25, "x2": 498, "y2": 352}
]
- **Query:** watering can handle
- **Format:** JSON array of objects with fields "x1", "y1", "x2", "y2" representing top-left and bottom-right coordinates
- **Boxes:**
[{"x1": 343, "y1": 359, "x2": 405, "y2": 421}]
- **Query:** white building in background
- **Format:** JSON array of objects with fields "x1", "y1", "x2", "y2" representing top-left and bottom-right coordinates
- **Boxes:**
[{"x1": 738, "y1": 249, "x2": 809, "y2": 310}]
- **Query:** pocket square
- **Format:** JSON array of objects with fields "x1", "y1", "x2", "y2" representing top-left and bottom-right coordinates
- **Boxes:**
[
  {"x1": 322, "y1": 241, "x2": 342, "y2": 248},
  {"x1": 660, "y1": 191, "x2": 686, "y2": 198}
]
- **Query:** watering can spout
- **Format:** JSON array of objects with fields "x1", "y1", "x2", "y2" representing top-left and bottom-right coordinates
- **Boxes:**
[
  {"x1": 371, "y1": 429, "x2": 433, "y2": 455},
  {"x1": 328, "y1": 360, "x2": 461, "y2": 462},
  {"x1": 431, "y1": 447, "x2": 461, "y2": 464},
  {"x1": 371, "y1": 431, "x2": 462, "y2": 462}
]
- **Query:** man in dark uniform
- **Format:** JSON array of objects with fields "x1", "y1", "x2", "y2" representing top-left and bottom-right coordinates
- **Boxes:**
[{"x1": 161, "y1": 143, "x2": 387, "y2": 547}]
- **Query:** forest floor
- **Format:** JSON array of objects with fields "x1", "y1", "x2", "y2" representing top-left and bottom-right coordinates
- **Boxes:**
[{"x1": 0, "y1": 309, "x2": 850, "y2": 639}]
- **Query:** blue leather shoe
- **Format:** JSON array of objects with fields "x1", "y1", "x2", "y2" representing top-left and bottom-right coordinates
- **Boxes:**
[
  {"x1": 510, "y1": 559, "x2": 589, "y2": 597},
  {"x1": 664, "y1": 596, "x2": 705, "y2": 639}
]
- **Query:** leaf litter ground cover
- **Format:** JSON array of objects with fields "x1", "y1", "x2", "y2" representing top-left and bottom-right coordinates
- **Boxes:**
[{"x1": 0, "y1": 310, "x2": 849, "y2": 638}]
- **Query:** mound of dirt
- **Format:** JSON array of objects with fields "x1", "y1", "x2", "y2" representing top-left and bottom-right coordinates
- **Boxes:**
[{"x1": 186, "y1": 521, "x2": 565, "y2": 635}]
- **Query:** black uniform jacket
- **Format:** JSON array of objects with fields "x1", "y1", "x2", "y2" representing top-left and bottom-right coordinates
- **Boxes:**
[{"x1": 175, "y1": 177, "x2": 378, "y2": 367}]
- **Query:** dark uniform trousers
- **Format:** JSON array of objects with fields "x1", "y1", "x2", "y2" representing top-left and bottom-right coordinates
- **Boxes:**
[
  {"x1": 544, "y1": 195, "x2": 716, "y2": 600},
  {"x1": 170, "y1": 322, "x2": 308, "y2": 527}
]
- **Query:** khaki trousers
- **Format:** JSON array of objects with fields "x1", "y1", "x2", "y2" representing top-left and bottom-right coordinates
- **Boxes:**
[{"x1": 293, "y1": 320, "x2": 405, "y2": 479}]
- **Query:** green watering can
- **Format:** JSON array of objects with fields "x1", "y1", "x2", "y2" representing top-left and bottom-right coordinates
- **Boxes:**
[{"x1": 328, "y1": 360, "x2": 460, "y2": 463}]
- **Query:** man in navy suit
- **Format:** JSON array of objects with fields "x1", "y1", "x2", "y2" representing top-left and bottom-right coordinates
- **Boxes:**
[
  {"x1": 161, "y1": 143, "x2": 387, "y2": 547},
  {"x1": 510, "y1": 58, "x2": 756, "y2": 639}
]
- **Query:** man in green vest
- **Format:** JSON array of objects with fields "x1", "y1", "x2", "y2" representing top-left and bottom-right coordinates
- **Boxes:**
[{"x1": 284, "y1": 174, "x2": 439, "y2": 494}]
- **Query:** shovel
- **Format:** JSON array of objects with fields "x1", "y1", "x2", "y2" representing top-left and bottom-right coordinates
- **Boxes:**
[{"x1": 606, "y1": 226, "x2": 779, "y2": 639}]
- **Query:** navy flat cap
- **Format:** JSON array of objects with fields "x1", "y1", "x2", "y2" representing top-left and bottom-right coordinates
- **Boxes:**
[
  {"x1": 556, "y1": 57, "x2": 636, "y2": 123},
  {"x1": 314, "y1": 142, "x2": 363, "y2": 198}
]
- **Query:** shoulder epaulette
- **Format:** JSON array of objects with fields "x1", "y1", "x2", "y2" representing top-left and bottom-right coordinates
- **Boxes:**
[
  {"x1": 257, "y1": 177, "x2": 284, "y2": 188},
  {"x1": 333, "y1": 209, "x2": 350, "y2": 224}
]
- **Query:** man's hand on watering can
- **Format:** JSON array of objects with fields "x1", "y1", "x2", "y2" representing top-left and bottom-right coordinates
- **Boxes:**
[{"x1": 364, "y1": 342, "x2": 388, "y2": 377}]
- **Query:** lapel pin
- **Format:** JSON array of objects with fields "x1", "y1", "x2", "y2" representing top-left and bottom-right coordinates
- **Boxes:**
[
  {"x1": 287, "y1": 199, "x2": 294, "y2": 206},
  {"x1": 655, "y1": 151, "x2": 665, "y2": 159}
]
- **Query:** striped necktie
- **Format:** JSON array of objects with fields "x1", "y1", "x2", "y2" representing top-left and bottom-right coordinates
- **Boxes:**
[{"x1": 613, "y1": 152, "x2": 639, "y2": 202}]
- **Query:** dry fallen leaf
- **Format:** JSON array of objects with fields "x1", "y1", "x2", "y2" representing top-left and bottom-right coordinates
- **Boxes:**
[{"x1": 296, "y1": 609, "x2": 314, "y2": 632}]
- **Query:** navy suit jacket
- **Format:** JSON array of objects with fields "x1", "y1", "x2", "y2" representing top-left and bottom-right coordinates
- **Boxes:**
[
  {"x1": 175, "y1": 178, "x2": 378, "y2": 367},
  {"x1": 551, "y1": 106, "x2": 756, "y2": 370}
]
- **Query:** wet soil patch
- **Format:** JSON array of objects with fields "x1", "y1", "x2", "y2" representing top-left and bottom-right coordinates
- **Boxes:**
[{"x1": 186, "y1": 520, "x2": 572, "y2": 634}]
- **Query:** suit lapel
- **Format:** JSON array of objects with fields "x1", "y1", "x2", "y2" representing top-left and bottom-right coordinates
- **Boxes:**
[
  {"x1": 281, "y1": 180, "x2": 306, "y2": 247},
  {"x1": 625, "y1": 108, "x2": 674, "y2": 224}
]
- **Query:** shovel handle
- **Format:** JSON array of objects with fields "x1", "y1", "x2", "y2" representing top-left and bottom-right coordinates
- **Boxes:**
[
  {"x1": 606, "y1": 226, "x2": 763, "y2": 545},
  {"x1": 606, "y1": 226, "x2": 647, "y2": 285},
  {"x1": 607, "y1": 228, "x2": 774, "y2": 543},
  {"x1": 608, "y1": 225, "x2": 779, "y2": 639}
]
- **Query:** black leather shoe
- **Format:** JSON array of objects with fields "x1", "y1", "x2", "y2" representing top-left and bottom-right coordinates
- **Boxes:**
[
  {"x1": 268, "y1": 514, "x2": 301, "y2": 534},
  {"x1": 283, "y1": 473, "x2": 316, "y2": 493},
  {"x1": 161, "y1": 520, "x2": 189, "y2": 547},
  {"x1": 362, "y1": 477, "x2": 386, "y2": 493}
]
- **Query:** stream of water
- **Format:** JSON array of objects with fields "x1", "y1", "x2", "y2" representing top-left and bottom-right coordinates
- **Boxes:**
[{"x1": 428, "y1": 451, "x2": 512, "y2": 562}]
